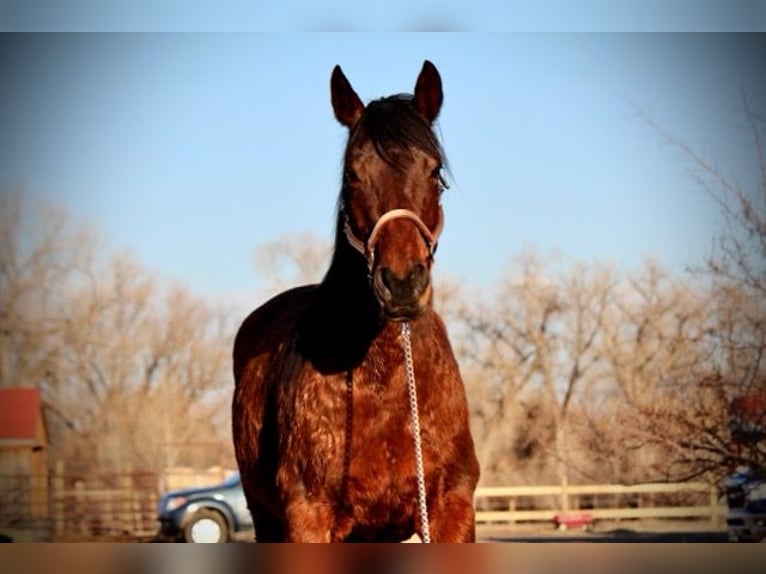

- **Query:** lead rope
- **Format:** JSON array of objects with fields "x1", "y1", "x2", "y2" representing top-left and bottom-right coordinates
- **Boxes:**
[{"x1": 401, "y1": 322, "x2": 431, "y2": 543}]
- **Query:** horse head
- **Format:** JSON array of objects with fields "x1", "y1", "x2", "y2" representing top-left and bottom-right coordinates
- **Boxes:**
[{"x1": 331, "y1": 61, "x2": 447, "y2": 321}]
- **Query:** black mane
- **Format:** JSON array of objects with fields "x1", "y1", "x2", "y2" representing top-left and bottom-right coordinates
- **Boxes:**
[{"x1": 346, "y1": 95, "x2": 445, "y2": 168}]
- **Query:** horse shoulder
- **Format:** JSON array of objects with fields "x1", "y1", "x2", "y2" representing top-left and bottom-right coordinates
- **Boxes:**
[
  {"x1": 232, "y1": 285, "x2": 317, "y2": 383},
  {"x1": 232, "y1": 286, "x2": 321, "y2": 515}
]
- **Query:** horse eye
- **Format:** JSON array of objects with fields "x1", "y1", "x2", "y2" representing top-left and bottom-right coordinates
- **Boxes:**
[
  {"x1": 344, "y1": 169, "x2": 359, "y2": 184},
  {"x1": 432, "y1": 166, "x2": 449, "y2": 192}
]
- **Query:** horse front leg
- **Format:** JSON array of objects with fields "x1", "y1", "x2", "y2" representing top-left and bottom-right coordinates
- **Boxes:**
[
  {"x1": 284, "y1": 497, "x2": 336, "y2": 543},
  {"x1": 428, "y1": 489, "x2": 477, "y2": 543}
]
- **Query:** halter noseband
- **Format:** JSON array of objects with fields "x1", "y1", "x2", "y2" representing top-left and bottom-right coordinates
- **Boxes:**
[{"x1": 343, "y1": 206, "x2": 444, "y2": 271}]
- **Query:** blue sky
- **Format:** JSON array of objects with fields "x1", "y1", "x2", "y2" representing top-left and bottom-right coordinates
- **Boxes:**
[
  {"x1": 1, "y1": 33, "x2": 764, "y2": 301},
  {"x1": 2, "y1": 1, "x2": 764, "y2": 31}
]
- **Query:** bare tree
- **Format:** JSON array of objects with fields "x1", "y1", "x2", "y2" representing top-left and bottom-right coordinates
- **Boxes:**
[
  {"x1": 1, "y1": 192, "x2": 236, "y2": 475},
  {"x1": 0, "y1": 192, "x2": 98, "y2": 390},
  {"x1": 455, "y1": 252, "x2": 616, "y2": 490},
  {"x1": 598, "y1": 260, "x2": 713, "y2": 482},
  {"x1": 47, "y1": 252, "x2": 235, "y2": 474},
  {"x1": 252, "y1": 232, "x2": 332, "y2": 296},
  {"x1": 630, "y1": 89, "x2": 766, "y2": 481}
]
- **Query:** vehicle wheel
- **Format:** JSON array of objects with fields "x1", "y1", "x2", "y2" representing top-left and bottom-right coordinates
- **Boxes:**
[{"x1": 183, "y1": 510, "x2": 229, "y2": 543}]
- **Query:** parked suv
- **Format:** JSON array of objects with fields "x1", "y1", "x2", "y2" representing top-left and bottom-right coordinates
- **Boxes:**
[
  {"x1": 724, "y1": 466, "x2": 766, "y2": 542},
  {"x1": 156, "y1": 472, "x2": 253, "y2": 543}
]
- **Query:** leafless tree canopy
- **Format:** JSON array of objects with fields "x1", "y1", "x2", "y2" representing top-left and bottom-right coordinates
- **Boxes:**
[
  {"x1": 2, "y1": 91, "x2": 763, "y2": 489},
  {"x1": 252, "y1": 232, "x2": 332, "y2": 296},
  {"x1": 1, "y1": 192, "x2": 235, "y2": 475}
]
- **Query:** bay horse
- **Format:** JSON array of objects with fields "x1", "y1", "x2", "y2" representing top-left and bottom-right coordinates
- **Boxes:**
[{"x1": 232, "y1": 61, "x2": 479, "y2": 542}]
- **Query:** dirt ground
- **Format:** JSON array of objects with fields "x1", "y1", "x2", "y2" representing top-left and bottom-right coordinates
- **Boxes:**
[{"x1": 476, "y1": 519, "x2": 729, "y2": 542}]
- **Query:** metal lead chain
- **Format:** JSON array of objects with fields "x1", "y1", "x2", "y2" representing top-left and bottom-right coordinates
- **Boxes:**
[{"x1": 401, "y1": 322, "x2": 431, "y2": 543}]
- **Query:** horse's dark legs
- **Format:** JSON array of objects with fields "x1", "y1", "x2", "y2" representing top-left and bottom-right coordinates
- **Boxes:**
[
  {"x1": 251, "y1": 503, "x2": 286, "y2": 542},
  {"x1": 284, "y1": 498, "x2": 335, "y2": 542},
  {"x1": 428, "y1": 489, "x2": 477, "y2": 543}
]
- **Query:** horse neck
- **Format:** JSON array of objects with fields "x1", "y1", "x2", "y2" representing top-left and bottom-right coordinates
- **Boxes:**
[
  {"x1": 294, "y1": 236, "x2": 386, "y2": 373},
  {"x1": 320, "y1": 236, "x2": 380, "y2": 324}
]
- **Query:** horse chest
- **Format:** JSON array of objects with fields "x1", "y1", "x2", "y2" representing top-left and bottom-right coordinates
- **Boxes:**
[
  {"x1": 343, "y1": 381, "x2": 431, "y2": 523},
  {"x1": 286, "y1": 361, "x2": 437, "y2": 502},
  {"x1": 351, "y1": 384, "x2": 418, "y2": 468}
]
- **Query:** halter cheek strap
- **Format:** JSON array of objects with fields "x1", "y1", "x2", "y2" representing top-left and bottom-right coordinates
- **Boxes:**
[{"x1": 343, "y1": 205, "x2": 444, "y2": 271}]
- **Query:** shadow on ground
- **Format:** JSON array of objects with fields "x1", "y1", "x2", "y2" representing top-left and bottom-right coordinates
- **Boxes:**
[{"x1": 478, "y1": 525, "x2": 729, "y2": 543}]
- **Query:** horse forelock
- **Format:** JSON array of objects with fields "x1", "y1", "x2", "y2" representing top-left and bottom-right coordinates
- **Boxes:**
[{"x1": 346, "y1": 95, "x2": 445, "y2": 169}]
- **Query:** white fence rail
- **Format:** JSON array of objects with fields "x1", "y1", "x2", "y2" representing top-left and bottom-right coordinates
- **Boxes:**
[{"x1": 474, "y1": 482, "x2": 725, "y2": 527}]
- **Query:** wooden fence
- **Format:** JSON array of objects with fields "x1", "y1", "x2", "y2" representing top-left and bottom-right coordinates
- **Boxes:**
[
  {"x1": 0, "y1": 464, "x2": 235, "y2": 541},
  {"x1": 1, "y1": 473, "x2": 726, "y2": 541},
  {"x1": 0, "y1": 473, "x2": 51, "y2": 541},
  {"x1": 50, "y1": 463, "x2": 159, "y2": 541},
  {"x1": 474, "y1": 482, "x2": 726, "y2": 528},
  {"x1": 0, "y1": 464, "x2": 159, "y2": 541}
]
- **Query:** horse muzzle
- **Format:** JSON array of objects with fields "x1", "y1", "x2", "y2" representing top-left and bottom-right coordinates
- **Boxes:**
[
  {"x1": 343, "y1": 207, "x2": 442, "y2": 321},
  {"x1": 373, "y1": 261, "x2": 431, "y2": 321}
]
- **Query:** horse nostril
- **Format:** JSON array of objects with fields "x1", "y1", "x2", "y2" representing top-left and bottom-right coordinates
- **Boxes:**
[
  {"x1": 375, "y1": 264, "x2": 429, "y2": 304},
  {"x1": 411, "y1": 263, "x2": 428, "y2": 292},
  {"x1": 375, "y1": 266, "x2": 394, "y2": 300}
]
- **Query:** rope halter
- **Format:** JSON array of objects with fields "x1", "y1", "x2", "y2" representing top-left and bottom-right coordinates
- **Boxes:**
[{"x1": 343, "y1": 206, "x2": 444, "y2": 272}]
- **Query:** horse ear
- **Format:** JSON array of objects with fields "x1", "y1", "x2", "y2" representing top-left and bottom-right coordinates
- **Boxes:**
[
  {"x1": 331, "y1": 65, "x2": 364, "y2": 128},
  {"x1": 413, "y1": 60, "x2": 443, "y2": 124}
]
